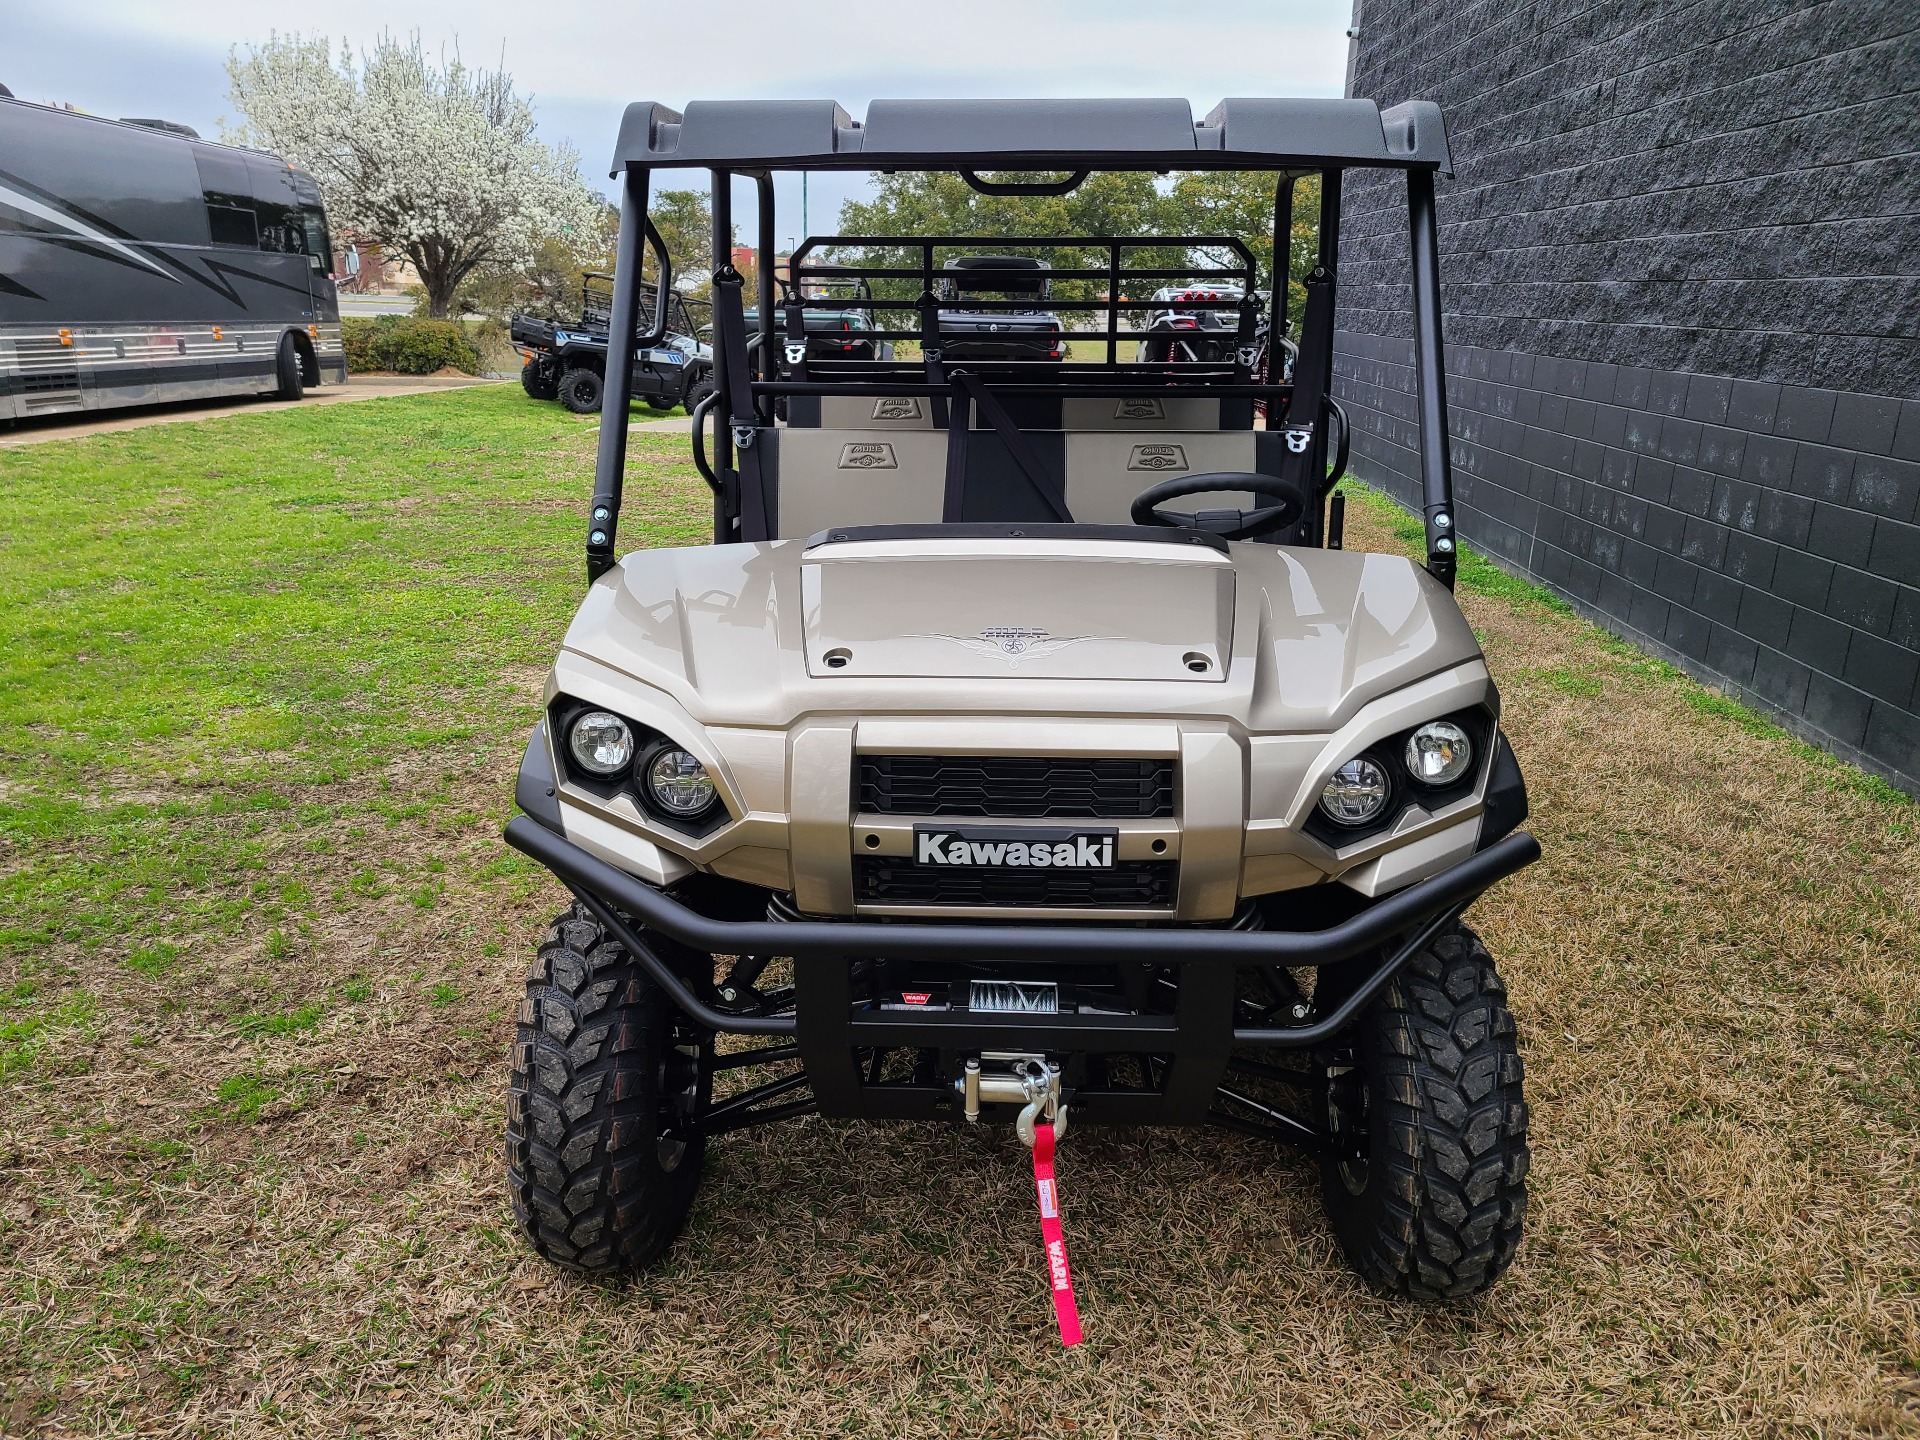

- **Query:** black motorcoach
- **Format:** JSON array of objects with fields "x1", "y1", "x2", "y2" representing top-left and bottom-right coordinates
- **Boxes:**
[{"x1": 0, "y1": 96, "x2": 346, "y2": 421}]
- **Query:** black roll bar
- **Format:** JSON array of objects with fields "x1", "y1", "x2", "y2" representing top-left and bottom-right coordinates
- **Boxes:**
[
  {"x1": 1407, "y1": 167, "x2": 1458, "y2": 589},
  {"x1": 587, "y1": 166, "x2": 651, "y2": 583},
  {"x1": 584, "y1": 156, "x2": 1459, "y2": 594},
  {"x1": 754, "y1": 173, "x2": 776, "y2": 419}
]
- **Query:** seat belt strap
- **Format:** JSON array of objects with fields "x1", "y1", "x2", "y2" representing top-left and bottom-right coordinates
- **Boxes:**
[
  {"x1": 714, "y1": 269, "x2": 770, "y2": 542},
  {"x1": 919, "y1": 290, "x2": 948, "y2": 429},
  {"x1": 940, "y1": 378, "x2": 971, "y2": 523},
  {"x1": 782, "y1": 295, "x2": 809, "y2": 387},
  {"x1": 1279, "y1": 265, "x2": 1334, "y2": 499},
  {"x1": 957, "y1": 373, "x2": 1072, "y2": 523}
]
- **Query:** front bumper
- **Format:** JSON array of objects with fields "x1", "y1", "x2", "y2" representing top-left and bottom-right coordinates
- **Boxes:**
[{"x1": 503, "y1": 813, "x2": 1537, "y2": 1125}]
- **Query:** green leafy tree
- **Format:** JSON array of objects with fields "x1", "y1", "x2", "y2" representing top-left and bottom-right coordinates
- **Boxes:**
[
  {"x1": 1164, "y1": 171, "x2": 1324, "y2": 321},
  {"x1": 834, "y1": 170, "x2": 1326, "y2": 337},
  {"x1": 646, "y1": 187, "x2": 716, "y2": 293},
  {"x1": 838, "y1": 172, "x2": 1165, "y2": 303}
]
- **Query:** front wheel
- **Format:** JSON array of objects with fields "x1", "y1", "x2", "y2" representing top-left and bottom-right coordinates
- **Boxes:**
[
  {"x1": 273, "y1": 332, "x2": 305, "y2": 400},
  {"x1": 1318, "y1": 921, "x2": 1529, "y2": 1301},
  {"x1": 556, "y1": 365, "x2": 604, "y2": 413},
  {"x1": 680, "y1": 370, "x2": 715, "y2": 414},
  {"x1": 506, "y1": 903, "x2": 711, "y2": 1272}
]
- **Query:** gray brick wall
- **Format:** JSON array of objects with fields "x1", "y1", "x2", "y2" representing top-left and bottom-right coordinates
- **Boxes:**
[{"x1": 1336, "y1": 0, "x2": 1920, "y2": 792}]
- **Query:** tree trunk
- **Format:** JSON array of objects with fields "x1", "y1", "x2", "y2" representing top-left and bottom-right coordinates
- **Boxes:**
[{"x1": 411, "y1": 240, "x2": 459, "y2": 319}]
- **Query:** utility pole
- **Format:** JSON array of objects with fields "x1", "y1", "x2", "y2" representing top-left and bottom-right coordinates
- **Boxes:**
[{"x1": 802, "y1": 172, "x2": 809, "y2": 241}]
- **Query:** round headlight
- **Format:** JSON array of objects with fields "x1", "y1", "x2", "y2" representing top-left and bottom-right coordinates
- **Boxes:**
[
  {"x1": 1404, "y1": 721, "x2": 1473, "y2": 787},
  {"x1": 645, "y1": 748, "x2": 716, "y2": 815},
  {"x1": 568, "y1": 711, "x2": 635, "y2": 776},
  {"x1": 1319, "y1": 757, "x2": 1391, "y2": 827}
]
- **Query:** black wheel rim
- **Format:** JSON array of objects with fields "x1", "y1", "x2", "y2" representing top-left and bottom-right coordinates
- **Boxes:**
[
  {"x1": 1324, "y1": 1039, "x2": 1371, "y2": 1195},
  {"x1": 656, "y1": 1016, "x2": 708, "y2": 1172}
]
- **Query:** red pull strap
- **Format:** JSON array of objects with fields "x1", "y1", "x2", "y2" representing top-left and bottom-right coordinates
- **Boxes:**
[{"x1": 1030, "y1": 1122, "x2": 1083, "y2": 1347}]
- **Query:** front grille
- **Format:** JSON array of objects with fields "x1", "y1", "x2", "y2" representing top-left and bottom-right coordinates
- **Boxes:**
[
  {"x1": 859, "y1": 755, "x2": 1174, "y2": 819},
  {"x1": 855, "y1": 856, "x2": 1177, "y2": 909}
]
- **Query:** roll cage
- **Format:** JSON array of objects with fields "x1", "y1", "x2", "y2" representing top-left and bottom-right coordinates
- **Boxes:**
[{"x1": 582, "y1": 97, "x2": 1460, "y2": 588}]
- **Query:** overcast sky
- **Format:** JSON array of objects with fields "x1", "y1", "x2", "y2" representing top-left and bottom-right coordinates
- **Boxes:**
[{"x1": 9, "y1": 0, "x2": 1355, "y2": 240}]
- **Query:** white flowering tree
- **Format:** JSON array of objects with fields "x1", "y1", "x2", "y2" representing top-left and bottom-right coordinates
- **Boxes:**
[{"x1": 226, "y1": 34, "x2": 603, "y2": 318}]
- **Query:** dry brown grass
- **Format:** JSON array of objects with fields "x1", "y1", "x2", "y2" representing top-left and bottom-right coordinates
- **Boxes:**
[{"x1": 2, "y1": 454, "x2": 1917, "y2": 1437}]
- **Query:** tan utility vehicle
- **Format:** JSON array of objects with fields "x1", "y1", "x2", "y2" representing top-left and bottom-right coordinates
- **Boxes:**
[{"x1": 502, "y1": 96, "x2": 1541, "y2": 1303}]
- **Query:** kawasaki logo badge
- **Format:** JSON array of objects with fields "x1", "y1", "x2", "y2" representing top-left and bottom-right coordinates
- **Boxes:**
[
  {"x1": 838, "y1": 442, "x2": 898, "y2": 469},
  {"x1": 1115, "y1": 397, "x2": 1165, "y2": 420},
  {"x1": 913, "y1": 825, "x2": 1118, "y2": 869},
  {"x1": 872, "y1": 397, "x2": 924, "y2": 421},
  {"x1": 1128, "y1": 443, "x2": 1188, "y2": 472}
]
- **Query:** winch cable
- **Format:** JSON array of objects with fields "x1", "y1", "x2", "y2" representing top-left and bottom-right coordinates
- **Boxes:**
[{"x1": 713, "y1": 268, "x2": 771, "y2": 542}]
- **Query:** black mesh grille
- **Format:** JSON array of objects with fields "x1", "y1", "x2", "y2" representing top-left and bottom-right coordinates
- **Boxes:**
[
  {"x1": 858, "y1": 755, "x2": 1175, "y2": 819},
  {"x1": 855, "y1": 856, "x2": 1177, "y2": 909}
]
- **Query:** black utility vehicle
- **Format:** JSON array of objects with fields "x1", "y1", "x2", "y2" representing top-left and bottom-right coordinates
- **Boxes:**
[
  {"x1": 501, "y1": 96, "x2": 1539, "y2": 1319},
  {"x1": 936, "y1": 255, "x2": 1065, "y2": 361},
  {"x1": 745, "y1": 276, "x2": 892, "y2": 363},
  {"x1": 512, "y1": 272, "x2": 712, "y2": 414}
]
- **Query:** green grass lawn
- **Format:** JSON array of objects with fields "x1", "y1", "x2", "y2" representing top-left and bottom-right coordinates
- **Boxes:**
[
  {"x1": 0, "y1": 388, "x2": 706, "y2": 969},
  {"x1": 0, "y1": 387, "x2": 1914, "y2": 1438}
]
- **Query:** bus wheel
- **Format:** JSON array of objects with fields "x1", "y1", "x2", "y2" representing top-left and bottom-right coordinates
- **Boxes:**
[{"x1": 274, "y1": 334, "x2": 306, "y2": 401}]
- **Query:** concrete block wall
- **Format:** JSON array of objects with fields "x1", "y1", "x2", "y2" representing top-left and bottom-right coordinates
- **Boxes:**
[{"x1": 1335, "y1": 0, "x2": 1919, "y2": 791}]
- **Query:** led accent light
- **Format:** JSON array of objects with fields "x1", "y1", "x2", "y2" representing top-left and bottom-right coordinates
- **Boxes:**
[
  {"x1": 1405, "y1": 721, "x2": 1473, "y2": 786},
  {"x1": 646, "y1": 748, "x2": 716, "y2": 815},
  {"x1": 1318, "y1": 757, "x2": 1391, "y2": 826},
  {"x1": 568, "y1": 711, "x2": 634, "y2": 775}
]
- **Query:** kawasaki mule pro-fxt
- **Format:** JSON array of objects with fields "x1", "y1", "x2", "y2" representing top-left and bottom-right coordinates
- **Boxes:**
[{"x1": 501, "y1": 96, "x2": 1540, "y2": 1327}]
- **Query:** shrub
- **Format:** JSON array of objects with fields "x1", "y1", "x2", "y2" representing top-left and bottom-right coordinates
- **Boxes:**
[{"x1": 339, "y1": 316, "x2": 482, "y2": 375}]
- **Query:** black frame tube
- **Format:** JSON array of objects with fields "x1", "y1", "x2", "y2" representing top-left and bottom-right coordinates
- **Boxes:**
[
  {"x1": 586, "y1": 166, "x2": 650, "y2": 583},
  {"x1": 506, "y1": 815, "x2": 1538, "y2": 969},
  {"x1": 1407, "y1": 166, "x2": 1458, "y2": 589},
  {"x1": 569, "y1": 886, "x2": 798, "y2": 1035},
  {"x1": 1267, "y1": 173, "x2": 1295, "y2": 432},
  {"x1": 755, "y1": 173, "x2": 776, "y2": 417},
  {"x1": 710, "y1": 169, "x2": 736, "y2": 536}
]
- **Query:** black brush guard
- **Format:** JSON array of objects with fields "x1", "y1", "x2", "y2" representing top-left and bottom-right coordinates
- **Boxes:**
[{"x1": 503, "y1": 815, "x2": 1539, "y2": 1139}]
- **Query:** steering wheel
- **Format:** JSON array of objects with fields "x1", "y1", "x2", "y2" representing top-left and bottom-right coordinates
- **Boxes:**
[{"x1": 1130, "y1": 471, "x2": 1310, "y2": 539}]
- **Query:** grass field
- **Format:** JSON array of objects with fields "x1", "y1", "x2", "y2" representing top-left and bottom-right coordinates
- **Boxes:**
[{"x1": 1, "y1": 386, "x2": 1915, "y2": 1438}]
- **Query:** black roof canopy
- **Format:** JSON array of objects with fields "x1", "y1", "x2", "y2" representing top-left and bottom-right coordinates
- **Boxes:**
[{"x1": 610, "y1": 97, "x2": 1452, "y2": 177}]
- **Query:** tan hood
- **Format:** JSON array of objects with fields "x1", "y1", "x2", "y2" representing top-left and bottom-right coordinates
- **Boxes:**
[
  {"x1": 562, "y1": 534, "x2": 1481, "y2": 733},
  {"x1": 801, "y1": 536, "x2": 1234, "y2": 682}
]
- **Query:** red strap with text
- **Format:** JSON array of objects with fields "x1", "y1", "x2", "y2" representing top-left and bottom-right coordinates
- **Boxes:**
[{"x1": 1030, "y1": 1122, "x2": 1084, "y2": 1347}]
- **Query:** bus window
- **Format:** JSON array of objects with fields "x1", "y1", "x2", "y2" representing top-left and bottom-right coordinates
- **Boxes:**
[
  {"x1": 248, "y1": 156, "x2": 304, "y2": 254},
  {"x1": 195, "y1": 148, "x2": 259, "y2": 249},
  {"x1": 300, "y1": 207, "x2": 334, "y2": 273},
  {"x1": 207, "y1": 204, "x2": 259, "y2": 248}
]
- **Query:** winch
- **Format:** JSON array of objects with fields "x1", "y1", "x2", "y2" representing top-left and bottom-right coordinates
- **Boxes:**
[{"x1": 958, "y1": 1052, "x2": 1069, "y2": 1145}]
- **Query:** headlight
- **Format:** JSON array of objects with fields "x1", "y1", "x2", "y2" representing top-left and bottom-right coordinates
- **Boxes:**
[
  {"x1": 1318, "y1": 757, "x2": 1391, "y2": 826},
  {"x1": 568, "y1": 711, "x2": 635, "y2": 775},
  {"x1": 1405, "y1": 721, "x2": 1473, "y2": 786},
  {"x1": 645, "y1": 748, "x2": 716, "y2": 815}
]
